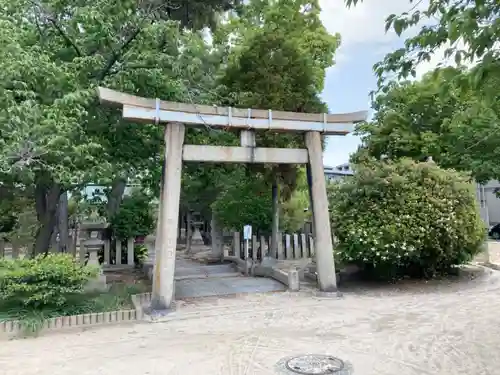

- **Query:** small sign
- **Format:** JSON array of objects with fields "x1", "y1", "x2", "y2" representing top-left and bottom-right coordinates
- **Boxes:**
[{"x1": 243, "y1": 225, "x2": 252, "y2": 240}]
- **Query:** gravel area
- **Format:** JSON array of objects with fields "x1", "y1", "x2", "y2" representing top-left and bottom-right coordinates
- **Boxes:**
[{"x1": 1, "y1": 266, "x2": 500, "y2": 375}]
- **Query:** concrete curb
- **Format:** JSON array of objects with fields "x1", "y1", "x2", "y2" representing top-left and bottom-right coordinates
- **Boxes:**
[
  {"x1": 0, "y1": 292, "x2": 155, "y2": 340},
  {"x1": 477, "y1": 262, "x2": 500, "y2": 271},
  {"x1": 0, "y1": 309, "x2": 138, "y2": 340}
]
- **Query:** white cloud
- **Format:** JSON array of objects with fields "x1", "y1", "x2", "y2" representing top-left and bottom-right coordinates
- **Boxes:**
[
  {"x1": 320, "y1": 1, "x2": 480, "y2": 81},
  {"x1": 319, "y1": 0, "x2": 436, "y2": 68},
  {"x1": 319, "y1": 0, "x2": 423, "y2": 47}
]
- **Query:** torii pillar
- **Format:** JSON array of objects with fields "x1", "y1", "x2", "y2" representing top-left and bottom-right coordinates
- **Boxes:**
[
  {"x1": 305, "y1": 131, "x2": 337, "y2": 292},
  {"x1": 151, "y1": 123, "x2": 185, "y2": 310}
]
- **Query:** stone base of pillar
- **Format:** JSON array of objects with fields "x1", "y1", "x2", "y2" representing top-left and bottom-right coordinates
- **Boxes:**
[{"x1": 142, "y1": 303, "x2": 175, "y2": 320}]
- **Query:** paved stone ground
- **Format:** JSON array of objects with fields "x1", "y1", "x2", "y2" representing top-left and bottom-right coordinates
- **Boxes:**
[
  {"x1": 174, "y1": 257, "x2": 286, "y2": 299},
  {"x1": 2, "y1": 266, "x2": 500, "y2": 375}
]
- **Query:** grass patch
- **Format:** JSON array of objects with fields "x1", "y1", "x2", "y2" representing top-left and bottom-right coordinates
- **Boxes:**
[{"x1": 0, "y1": 282, "x2": 149, "y2": 335}]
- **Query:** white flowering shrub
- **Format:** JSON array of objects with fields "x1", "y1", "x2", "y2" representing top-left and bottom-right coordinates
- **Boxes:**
[{"x1": 328, "y1": 159, "x2": 485, "y2": 278}]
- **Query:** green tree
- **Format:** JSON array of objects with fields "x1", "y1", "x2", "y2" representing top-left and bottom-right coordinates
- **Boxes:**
[
  {"x1": 211, "y1": 167, "x2": 311, "y2": 234},
  {"x1": 217, "y1": 0, "x2": 338, "y2": 151},
  {"x1": 354, "y1": 66, "x2": 500, "y2": 182},
  {"x1": 110, "y1": 190, "x2": 155, "y2": 240},
  {"x1": 212, "y1": 171, "x2": 272, "y2": 232},
  {"x1": 0, "y1": 0, "x2": 232, "y2": 254},
  {"x1": 280, "y1": 169, "x2": 311, "y2": 232},
  {"x1": 166, "y1": 0, "x2": 340, "y2": 248},
  {"x1": 202, "y1": 0, "x2": 339, "y2": 245},
  {"x1": 329, "y1": 158, "x2": 485, "y2": 279}
]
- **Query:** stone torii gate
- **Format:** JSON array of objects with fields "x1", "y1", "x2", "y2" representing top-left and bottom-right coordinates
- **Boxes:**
[{"x1": 97, "y1": 87, "x2": 367, "y2": 309}]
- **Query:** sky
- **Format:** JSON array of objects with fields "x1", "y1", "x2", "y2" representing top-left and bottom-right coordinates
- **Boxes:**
[{"x1": 319, "y1": 0, "x2": 447, "y2": 167}]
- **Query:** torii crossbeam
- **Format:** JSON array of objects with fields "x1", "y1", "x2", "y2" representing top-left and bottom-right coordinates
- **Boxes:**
[{"x1": 97, "y1": 87, "x2": 367, "y2": 310}]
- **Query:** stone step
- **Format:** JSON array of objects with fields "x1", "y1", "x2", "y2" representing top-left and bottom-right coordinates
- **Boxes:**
[
  {"x1": 175, "y1": 276, "x2": 286, "y2": 299},
  {"x1": 174, "y1": 263, "x2": 240, "y2": 281},
  {"x1": 175, "y1": 271, "x2": 241, "y2": 281}
]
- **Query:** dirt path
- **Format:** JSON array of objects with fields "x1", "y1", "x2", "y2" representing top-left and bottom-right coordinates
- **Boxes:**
[{"x1": 2, "y1": 268, "x2": 500, "y2": 375}]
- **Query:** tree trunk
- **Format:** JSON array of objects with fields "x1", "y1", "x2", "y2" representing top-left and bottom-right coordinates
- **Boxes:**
[
  {"x1": 186, "y1": 210, "x2": 193, "y2": 253},
  {"x1": 57, "y1": 192, "x2": 69, "y2": 253},
  {"x1": 33, "y1": 177, "x2": 61, "y2": 257},
  {"x1": 270, "y1": 177, "x2": 280, "y2": 259},
  {"x1": 210, "y1": 214, "x2": 224, "y2": 259},
  {"x1": 70, "y1": 221, "x2": 78, "y2": 256},
  {"x1": 50, "y1": 222, "x2": 58, "y2": 251},
  {"x1": 305, "y1": 164, "x2": 315, "y2": 238},
  {"x1": 177, "y1": 211, "x2": 182, "y2": 241},
  {"x1": 106, "y1": 177, "x2": 127, "y2": 219}
]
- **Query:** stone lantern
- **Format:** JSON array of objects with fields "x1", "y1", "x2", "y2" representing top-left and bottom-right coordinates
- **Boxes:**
[
  {"x1": 190, "y1": 211, "x2": 207, "y2": 250},
  {"x1": 80, "y1": 219, "x2": 109, "y2": 291}
]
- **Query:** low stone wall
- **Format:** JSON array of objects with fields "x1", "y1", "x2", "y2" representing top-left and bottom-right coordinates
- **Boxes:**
[
  {"x1": 0, "y1": 309, "x2": 139, "y2": 340},
  {"x1": 0, "y1": 291, "x2": 173, "y2": 339}
]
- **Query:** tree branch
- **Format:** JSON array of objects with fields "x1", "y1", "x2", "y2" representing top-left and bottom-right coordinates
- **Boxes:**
[
  {"x1": 27, "y1": 0, "x2": 82, "y2": 57},
  {"x1": 96, "y1": 27, "x2": 143, "y2": 81},
  {"x1": 48, "y1": 17, "x2": 82, "y2": 57},
  {"x1": 94, "y1": 2, "x2": 175, "y2": 81}
]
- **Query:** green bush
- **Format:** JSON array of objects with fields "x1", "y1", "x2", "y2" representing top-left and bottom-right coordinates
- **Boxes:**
[
  {"x1": 110, "y1": 191, "x2": 154, "y2": 240},
  {"x1": 329, "y1": 158, "x2": 485, "y2": 278},
  {"x1": 0, "y1": 254, "x2": 98, "y2": 308},
  {"x1": 133, "y1": 244, "x2": 148, "y2": 266}
]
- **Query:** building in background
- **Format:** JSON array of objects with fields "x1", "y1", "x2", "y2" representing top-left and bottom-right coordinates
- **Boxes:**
[
  {"x1": 324, "y1": 163, "x2": 353, "y2": 182},
  {"x1": 476, "y1": 181, "x2": 500, "y2": 226}
]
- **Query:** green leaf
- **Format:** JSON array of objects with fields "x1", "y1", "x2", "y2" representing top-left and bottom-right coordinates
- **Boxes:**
[{"x1": 393, "y1": 19, "x2": 405, "y2": 36}]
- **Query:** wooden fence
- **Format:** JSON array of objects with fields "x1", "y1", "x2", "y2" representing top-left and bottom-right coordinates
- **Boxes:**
[
  {"x1": 0, "y1": 240, "x2": 22, "y2": 259},
  {"x1": 228, "y1": 231, "x2": 315, "y2": 261},
  {"x1": 1, "y1": 230, "x2": 315, "y2": 265},
  {"x1": 95, "y1": 238, "x2": 137, "y2": 268}
]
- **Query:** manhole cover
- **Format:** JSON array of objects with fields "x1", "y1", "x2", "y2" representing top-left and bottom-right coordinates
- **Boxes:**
[{"x1": 276, "y1": 355, "x2": 350, "y2": 374}]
